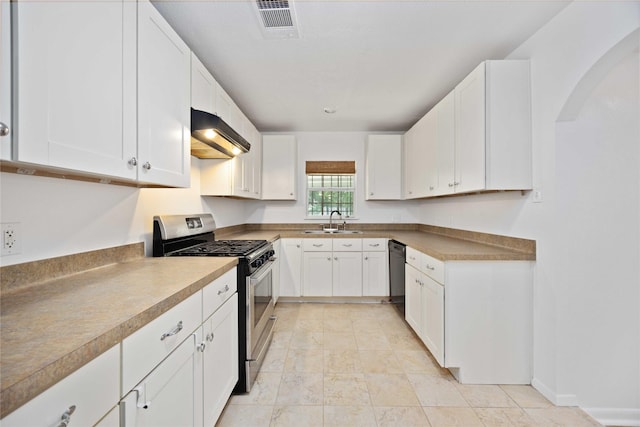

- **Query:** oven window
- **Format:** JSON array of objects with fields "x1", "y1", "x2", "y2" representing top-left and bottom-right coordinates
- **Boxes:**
[{"x1": 253, "y1": 269, "x2": 272, "y2": 328}]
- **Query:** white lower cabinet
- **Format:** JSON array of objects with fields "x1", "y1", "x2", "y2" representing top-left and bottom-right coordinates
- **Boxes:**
[
  {"x1": 1, "y1": 345, "x2": 120, "y2": 427},
  {"x1": 302, "y1": 239, "x2": 363, "y2": 297},
  {"x1": 302, "y1": 251, "x2": 333, "y2": 296},
  {"x1": 280, "y1": 239, "x2": 302, "y2": 297},
  {"x1": 332, "y1": 252, "x2": 362, "y2": 296},
  {"x1": 405, "y1": 246, "x2": 532, "y2": 384},
  {"x1": 362, "y1": 238, "x2": 388, "y2": 296},
  {"x1": 121, "y1": 333, "x2": 202, "y2": 427},
  {"x1": 202, "y1": 293, "x2": 239, "y2": 426}
]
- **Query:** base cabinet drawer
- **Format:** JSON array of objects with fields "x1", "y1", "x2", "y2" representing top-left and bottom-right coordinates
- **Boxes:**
[
  {"x1": 1, "y1": 345, "x2": 120, "y2": 427},
  {"x1": 122, "y1": 291, "x2": 202, "y2": 393}
]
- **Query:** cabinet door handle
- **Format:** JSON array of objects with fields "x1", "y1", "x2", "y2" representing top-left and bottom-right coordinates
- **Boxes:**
[
  {"x1": 296, "y1": 244, "x2": 300, "y2": 248},
  {"x1": 0, "y1": 121, "x2": 9, "y2": 137},
  {"x1": 206, "y1": 332, "x2": 215, "y2": 342},
  {"x1": 364, "y1": 256, "x2": 369, "y2": 260},
  {"x1": 448, "y1": 183, "x2": 454, "y2": 187},
  {"x1": 57, "y1": 405, "x2": 76, "y2": 427},
  {"x1": 128, "y1": 157, "x2": 137, "y2": 167},
  {"x1": 217, "y1": 285, "x2": 230, "y2": 295},
  {"x1": 160, "y1": 321, "x2": 183, "y2": 341},
  {"x1": 327, "y1": 257, "x2": 331, "y2": 261},
  {"x1": 142, "y1": 162, "x2": 152, "y2": 170},
  {"x1": 197, "y1": 342, "x2": 206, "y2": 352},
  {"x1": 429, "y1": 186, "x2": 435, "y2": 190}
]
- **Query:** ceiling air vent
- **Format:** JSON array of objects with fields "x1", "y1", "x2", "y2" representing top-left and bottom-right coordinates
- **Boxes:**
[{"x1": 255, "y1": 0, "x2": 300, "y2": 39}]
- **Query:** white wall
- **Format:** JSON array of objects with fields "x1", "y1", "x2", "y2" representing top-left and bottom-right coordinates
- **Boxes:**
[
  {"x1": 0, "y1": 158, "x2": 252, "y2": 266},
  {"x1": 416, "y1": 2, "x2": 640, "y2": 424},
  {"x1": 246, "y1": 131, "x2": 421, "y2": 225}
]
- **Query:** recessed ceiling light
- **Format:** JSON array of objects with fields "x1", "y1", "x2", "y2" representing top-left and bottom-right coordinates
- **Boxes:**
[{"x1": 323, "y1": 107, "x2": 337, "y2": 114}]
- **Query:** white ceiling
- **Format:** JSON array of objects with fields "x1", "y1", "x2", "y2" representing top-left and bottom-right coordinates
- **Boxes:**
[{"x1": 152, "y1": 0, "x2": 570, "y2": 132}]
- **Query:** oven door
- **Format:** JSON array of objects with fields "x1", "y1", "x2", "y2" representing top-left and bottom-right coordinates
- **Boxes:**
[{"x1": 245, "y1": 260, "x2": 276, "y2": 388}]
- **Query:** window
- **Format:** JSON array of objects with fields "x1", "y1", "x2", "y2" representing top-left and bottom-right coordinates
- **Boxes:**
[
  {"x1": 307, "y1": 174, "x2": 355, "y2": 217},
  {"x1": 305, "y1": 160, "x2": 356, "y2": 218}
]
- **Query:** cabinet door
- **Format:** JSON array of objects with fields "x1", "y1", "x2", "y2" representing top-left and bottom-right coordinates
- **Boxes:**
[
  {"x1": 404, "y1": 114, "x2": 431, "y2": 198},
  {"x1": 203, "y1": 294, "x2": 239, "y2": 426},
  {"x1": 302, "y1": 252, "x2": 332, "y2": 296},
  {"x1": 404, "y1": 264, "x2": 422, "y2": 335},
  {"x1": 13, "y1": 0, "x2": 137, "y2": 179},
  {"x1": 137, "y1": 0, "x2": 190, "y2": 187},
  {"x1": 1, "y1": 346, "x2": 119, "y2": 427},
  {"x1": 121, "y1": 334, "x2": 201, "y2": 427},
  {"x1": 191, "y1": 53, "x2": 216, "y2": 114},
  {"x1": 332, "y1": 252, "x2": 363, "y2": 296},
  {"x1": 280, "y1": 239, "x2": 302, "y2": 297},
  {"x1": 435, "y1": 91, "x2": 456, "y2": 196},
  {"x1": 423, "y1": 276, "x2": 445, "y2": 366},
  {"x1": 363, "y1": 251, "x2": 388, "y2": 296},
  {"x1": 272, "y1": 239, "x2": 282, "y2": 303},
  {"x1": 365, "y1": 135, "x2": 402, "y2": 200},
  {"x1": 421, "y1": 110, "x2": 439, "y2": 196},
  {"x1": 262, "y1": 135, "x2": 297, "y2": 200},
  {"x1": 454, "y1": 62, "x2": 486, "y2": 194},
  {"x1": 1, "y1": 0, "x2": 11, "y2": 160}
]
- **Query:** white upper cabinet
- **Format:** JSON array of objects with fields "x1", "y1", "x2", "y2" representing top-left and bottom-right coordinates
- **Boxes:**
[
  {"x1": 262, "y1": 135, "x2": 297, "y2": 200},
  {"x1": 191, "y1": 53, "x2": 216, "y2": 114},
  {"x1": 1, "y1": 0, "x2": 11, "y2": 160},
  {"x1": 404, "y1": 60, "x2": 531, "y2": 198},
  {"x1": 404, "y1": 113, "x2": 432, "y2": 199},
  {"x1": 137, "y1": 0, "x2": 191, "y2": 188},
  {"x1": 454, "y1": 60, "x2": 532, "y2": 193},
  {"x1": 12, "y1": 0, "x2": 137, "y2": 179},
  {"x1": 434, "y1": 92, "x2": 456, "y2": 196},
  {"x1": 365, "y1": 135, "x2": 403, "y2": 200}
]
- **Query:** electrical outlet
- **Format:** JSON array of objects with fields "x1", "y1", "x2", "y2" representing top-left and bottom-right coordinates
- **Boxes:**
[{"x1": 2, "y1": 223, "x2": 21, "y2": 255}]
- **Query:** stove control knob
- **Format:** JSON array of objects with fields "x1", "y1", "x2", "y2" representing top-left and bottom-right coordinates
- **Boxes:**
[{"x1": 252, "y1": 259, "x2": 263, "y2": 268}]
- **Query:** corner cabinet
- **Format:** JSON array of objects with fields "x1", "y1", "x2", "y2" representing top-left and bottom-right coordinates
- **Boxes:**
[
  {"x1": 366, "y1": 135, "x2": 403, "y2": 200},
  {"x1": 405, "y1": 246, "x2": 533, "y2": 384},
  {"x1": 262, "y1": 135, "x2": 297, "y2": 200},
  {"x1": 137, "y1": 0, "x2": 191, "y2": 188},
  {"x1": 404, "y1": 60, "x2": 531, "y2": 199}
]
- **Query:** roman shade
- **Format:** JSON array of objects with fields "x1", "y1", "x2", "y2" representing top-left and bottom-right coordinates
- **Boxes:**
[{"x1": 305, "y1": 161, "x2": 356, "y2": 175}]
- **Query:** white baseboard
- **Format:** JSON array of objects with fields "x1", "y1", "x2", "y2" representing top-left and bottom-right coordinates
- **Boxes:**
[
  {"x1": 583, "y1": 408, "x2": 640, "y2": 427},
  {"x1": 532, "y1": 379, "x2": 640, "y2": 426},
  {"x1": 531, "y1": 378, "x2": 578, "y2": 405}
]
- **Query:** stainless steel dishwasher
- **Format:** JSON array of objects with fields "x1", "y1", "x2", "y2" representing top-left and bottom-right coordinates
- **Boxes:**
[{"x1": 388, "y1": 240, "x2": 406, "y2": 315}]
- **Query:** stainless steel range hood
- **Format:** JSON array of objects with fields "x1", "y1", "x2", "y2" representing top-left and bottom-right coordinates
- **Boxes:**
[{"x1": 190, "y1": 108, "x2": 251, "y2": 159}]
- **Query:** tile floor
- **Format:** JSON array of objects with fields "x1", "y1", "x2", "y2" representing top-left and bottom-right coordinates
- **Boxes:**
[{"x1": 217, "y1": 302, "x2": 603, "y2": 427}]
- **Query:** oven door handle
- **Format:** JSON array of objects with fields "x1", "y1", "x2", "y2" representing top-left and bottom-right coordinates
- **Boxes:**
[{"x1": 250, "y1": 260, "x2": 274, "y2": 285}]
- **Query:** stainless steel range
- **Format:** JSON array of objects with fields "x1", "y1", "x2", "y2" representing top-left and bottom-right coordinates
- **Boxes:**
[{"x1": 152, "y1": 213, "x2": 276, "y2": 393}]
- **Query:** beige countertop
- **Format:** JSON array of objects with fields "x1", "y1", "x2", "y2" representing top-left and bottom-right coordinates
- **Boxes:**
[
  {"x1": 0, "y1": 245, "x2": 237, "y2": 419},
  {"x1": 218, "y1": 225, "x2": 536, "y2": 261},
  {"x1": 0, "y1": 225, "x2": 534, "y2": 418}
]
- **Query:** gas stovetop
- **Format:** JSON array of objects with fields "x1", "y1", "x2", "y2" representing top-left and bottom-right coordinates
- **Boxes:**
[{"x1": 173, "y1": 239, "x2": 269, "y2": 257}]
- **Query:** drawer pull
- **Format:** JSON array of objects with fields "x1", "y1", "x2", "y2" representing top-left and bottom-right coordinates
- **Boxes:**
[
  {"x1": 426, "y1": 265, "x2": 435, "y2": 271},
  {"x1": 206, "y1": 332, "x2": 215, "y2": 342},
  {"x1": 217, "y1": 285, "x2": 230, "y2": 295},
  {"x1": 57, "y1": 405, "x2": 76, "y2": 427},
  {"x1": 197, "y1": 342, "x2": 206, "y2": 352},
  {"x1": 312, "y1": 244, "x2": 324, "y2": 247},
  {"x1": 342, "y1": 244, "x2": 353, "y2": 247},
  {"x1": 134, "y1": 385, "x2": 151, "y2": 409},
  {"x1": 160, "y1": 321, "x2": 183, "y2": 341},
  {"x1": 368, "y1": 243, "x2": 380, "y2": 247}
]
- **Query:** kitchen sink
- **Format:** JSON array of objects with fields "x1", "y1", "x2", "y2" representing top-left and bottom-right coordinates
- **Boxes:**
[{"x1": 303, "y1": 230, "x2": 363, "y2": 234}]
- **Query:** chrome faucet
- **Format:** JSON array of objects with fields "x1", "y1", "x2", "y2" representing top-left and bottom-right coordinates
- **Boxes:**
[{"x1": 328, "y1": 210, "x2": 342, "y2": 231}]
